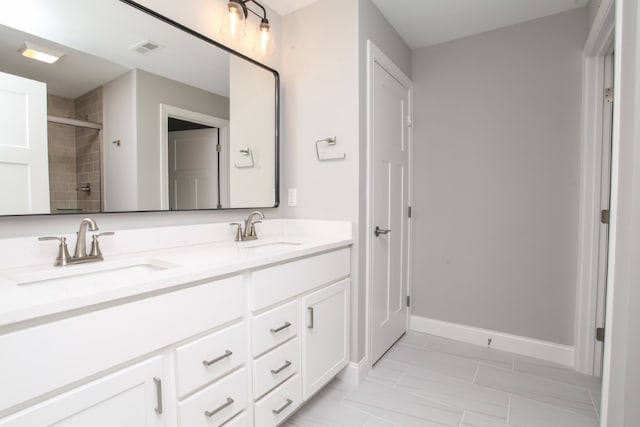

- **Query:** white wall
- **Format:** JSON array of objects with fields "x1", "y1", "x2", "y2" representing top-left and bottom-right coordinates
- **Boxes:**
[
  {"x1": 601, "y1": 0, "x2": 640, "y2": 424},
  {"x1": 0, "y1": 0, "x2": 284, "y2": 237},
  {"x1": 280, "y1": 0, "x2": 360, "y2": 360},
  {"x1": 411, "y1": 8, "x2": 587, "y2": 345},
  {"x1": 280, "y1": 0, "x2": 411, "y2": 362},
  {"x1": 103, "y1": 71, "x2": 137, "y2": 211}
]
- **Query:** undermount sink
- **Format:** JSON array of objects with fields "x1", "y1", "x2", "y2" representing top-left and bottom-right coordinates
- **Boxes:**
[{"x1": 13, "y1": 259, "x2": 178, "y2": 288}]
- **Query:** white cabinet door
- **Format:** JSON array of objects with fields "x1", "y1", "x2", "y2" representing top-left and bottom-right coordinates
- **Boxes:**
[
  {"x1": 0, "y1": 357, "x2": 165, "y2": 427},
  {"x1": 301, "y1": 279, "x2": 350, "y2": 399}
]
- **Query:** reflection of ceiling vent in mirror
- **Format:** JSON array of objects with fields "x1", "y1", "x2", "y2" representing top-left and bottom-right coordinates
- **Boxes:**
[{"x1": 129, "y1": 40, "x2": 163, "y2": 55}]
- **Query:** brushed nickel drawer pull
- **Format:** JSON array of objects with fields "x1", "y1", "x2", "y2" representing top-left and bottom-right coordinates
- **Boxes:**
[
  {"x1": 204, "y1": 397, "x2": 234, "y2": 418},
  {"x1": 270, "y1": 321, "x2": 292, "y2": 334},
  {"x1": 202, "y1": 350, "x2": 233, "y2": 367},
  {"x1": 270, "y1": 360, "x2": 292, "y2": 375},
  {"x1": 272, "y1": 398, "x2": 293, "y2": 415},
  {"x1": 153, "y1": 377, "x2": 163, "y2": 414},
  {"x1": 307, "y1": 307, "x2": 314, "y2": 329}
]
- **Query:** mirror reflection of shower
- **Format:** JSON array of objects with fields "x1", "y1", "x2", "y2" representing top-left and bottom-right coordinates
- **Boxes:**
[{"x1": 47, "y1": 88, "x2": 103, "y2": 214}]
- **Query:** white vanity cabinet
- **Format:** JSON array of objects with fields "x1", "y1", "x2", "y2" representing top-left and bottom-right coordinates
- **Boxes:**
[
  {"x1": 249, "y1": 248, "x2": 350, "y2": 426},
  {"x1": 0, "y1": 235, "x2": 352, "y2": 427}
]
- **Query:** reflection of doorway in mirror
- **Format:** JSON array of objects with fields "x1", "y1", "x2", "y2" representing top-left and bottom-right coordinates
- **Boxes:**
[
  {"x1": 160, "y1": 104, "x2": 230, "y2": 210},
  {"x1": 168, "y1": 125, "x2": 220, "y2": 210}
]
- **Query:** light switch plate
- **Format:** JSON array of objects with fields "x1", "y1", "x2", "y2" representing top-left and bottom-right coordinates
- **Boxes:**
[{"x1": 288, "y1": 188, "x2": 297, "y2": 207}]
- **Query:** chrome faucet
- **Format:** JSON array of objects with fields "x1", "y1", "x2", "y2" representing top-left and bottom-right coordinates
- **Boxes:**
[
  {"x1": 230, "y1": 210, "x2": 265, "y2": 242},
  {"x1": 39, "y1": 218, "x2": 114, "y2": 266}
]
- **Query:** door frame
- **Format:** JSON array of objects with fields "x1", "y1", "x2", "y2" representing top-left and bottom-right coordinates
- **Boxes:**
[
  {"x1": 364, "y1": 40, "x2": 413, "y2": 369},
  {"x1": 574, "y1": 0, "x2": 615, "y2": 376},
  {"x1": 159, "y1": 104, "x2": 229, "y2": 210}
]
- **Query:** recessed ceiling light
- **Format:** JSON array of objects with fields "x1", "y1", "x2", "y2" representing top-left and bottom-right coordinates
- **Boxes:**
[{"x1": 18, "y1": 42, "x2": 63, "y2": 64}]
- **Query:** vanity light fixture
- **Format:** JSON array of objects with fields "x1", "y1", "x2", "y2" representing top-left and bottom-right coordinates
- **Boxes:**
[
  {"x1": 18, "y1": 42, "x2": 63, "y2": 64},
  {"x1": 221, "y1": 0, "x2": 274, "y2": 55}
]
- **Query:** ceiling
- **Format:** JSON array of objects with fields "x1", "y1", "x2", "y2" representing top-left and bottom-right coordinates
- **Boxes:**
[{"x1": 261, "y1": 0, "x2": 589, "y2": 49}]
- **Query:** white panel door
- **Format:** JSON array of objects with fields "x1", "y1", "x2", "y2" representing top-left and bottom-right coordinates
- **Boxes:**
[
  {"x1": 0, "y1": 71, "x2": 49, "y2": 214},
  {"x1": 370, "y1": 55, "x2": 411, "y2": 364},
  {"x1": 168, "y1": 128, "x2": 219, "y2": 210},
  {"x1": 0, "y1": 357, "x2": 165, "y2": 427}
]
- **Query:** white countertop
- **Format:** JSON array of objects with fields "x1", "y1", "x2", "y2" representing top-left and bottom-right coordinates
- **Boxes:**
[{"x1": 0, "y1": 219, "x2": 352, "y2": 328}]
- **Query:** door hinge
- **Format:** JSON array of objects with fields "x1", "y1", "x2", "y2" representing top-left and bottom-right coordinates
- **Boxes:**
[
  {"x1": 408, "y1": 206, "x2": 412, "y2": 218},
  {"x1": 216, "y1": 143, "x2": 222, "y2": 153},
  {"x1": 596, "y1": 327, "x2": 605, "y2": 342},
  {"x1": 601, "y1": 209, "x2": 610, "y2": 225},
  {"x1": 406, "y1": 295, "x2": 410, "y2": 307},
  {"x1": 604, "y1": 87, "x2": 614, "y2": 104}
]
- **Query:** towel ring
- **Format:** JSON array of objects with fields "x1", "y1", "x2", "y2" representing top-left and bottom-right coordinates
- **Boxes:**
[{"x1": 234, "y1": 148, "x2": 255, "y2": 168}]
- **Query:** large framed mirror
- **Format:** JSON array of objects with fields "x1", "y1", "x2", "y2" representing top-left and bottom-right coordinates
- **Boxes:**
[{"x1": 0, "y1": 0, "x2": 279, "y2": 216}]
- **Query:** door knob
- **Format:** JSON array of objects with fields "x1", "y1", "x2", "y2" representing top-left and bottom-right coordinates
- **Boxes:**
[{"x1": 375, "y1": 226, "x2": 391, "y2": 237}]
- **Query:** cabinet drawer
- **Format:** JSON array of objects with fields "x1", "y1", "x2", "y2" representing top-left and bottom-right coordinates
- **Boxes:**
[
  {"x1": 251, "y1": 248, "x2": 350, "y2": 311},
  {"x1": 252, "y1": 300, "x2": 299, "y2": 356},
  {"x1": 254, "y1": 374, "x2": 301, "y2": 427},
  {"x1": 0, "y1": 275, "x2": 244, "y2": 413},
  {"x1": 178, "y1": 368, "x2": 248, "y2": 427},
  {"x1": 175, "y1": 322, "x2": 246, "y2": 398},
  {"x1": 221, "y1": 411, "x2": 249, "y2": 427},
  {"x1": 252, "y1": 338, "x2": 299, "y2": 399}
]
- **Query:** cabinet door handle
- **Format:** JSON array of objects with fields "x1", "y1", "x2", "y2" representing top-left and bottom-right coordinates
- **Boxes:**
[
  {"x1": 153, "y1": 377, "x2": 163, "y2": 414},
  {"x1": 272, "y1": 398, "x2": 293, "y2": 415},
  {"x1": 270, "y1": 321, "x2": 292, "y2": 334},
  {"x1": 204, "y1": 397, "x2": 234, "y2": 418},
  {"x1": 202, "y1": 350, "x2": 233, "y2": 367},
  {"x1": 374, "y1": 226, "x2": 391, "y2": 237},
  {"x1": 307, "y1": 307, "x2": 314, "y2": 329},
  {"x1": 270, "y1": 360, "x2": 292, "y2": 375}
]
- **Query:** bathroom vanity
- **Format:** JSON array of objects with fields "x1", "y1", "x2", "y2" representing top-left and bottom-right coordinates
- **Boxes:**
[{"x1": 0, "y1": 220, "x2": 352, "y2": 427}]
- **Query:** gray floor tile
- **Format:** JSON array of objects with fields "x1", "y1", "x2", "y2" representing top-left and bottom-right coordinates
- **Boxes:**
[
  {"x1": 426, "y1": 336, "x2": 514, "y2": 370},
  {"x1": 462, "y1": 412, "x2": 511, "y2": 427},
  {"x1": 509, "y1": 395, "x2": 599, "y2": 427},
  {"x1": 396, "y1": 365, "x2": 509, "y2": 420},
  {"x1": 475, "y1": 365, "x2": 597, "y2": 419},
  {"x1": 369, "y1": 358, "x2": 409, "y2": 385},
  {"x1": 284, "y1": 385, "x2": 371, "y2": 427},
  {"x1": 362, "y1": 417, "x2": 401, "y2": 426},
  {"x1": 397, "y1": 331, "x2": 432, "y2": 349},
  {"x1": 513, "y1": 355, "x2": 602, "y2": 393},
  {"x1": 344, "y1": 378, "x2": 463, "y2": 427},
  {"x1": 384, "y1": 343, "x2": 479, "y2": 382}
]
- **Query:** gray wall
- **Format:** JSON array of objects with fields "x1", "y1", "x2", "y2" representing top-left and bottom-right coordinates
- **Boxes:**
[{"x1": 411, "y1": 8, "x2": 587, "y2": 345}]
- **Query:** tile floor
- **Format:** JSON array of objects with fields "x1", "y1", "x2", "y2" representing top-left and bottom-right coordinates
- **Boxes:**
[{"x1": 283, "y1": 332, "x2": 602, "y2": 427}]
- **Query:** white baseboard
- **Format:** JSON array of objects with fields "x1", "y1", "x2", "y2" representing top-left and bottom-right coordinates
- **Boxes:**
[
  {"x1": 337, "y1": 357, "x2": 371, "y2": 387},
  {"x1": 410, "y1": 315, "x2": 575, "y2": 368}
]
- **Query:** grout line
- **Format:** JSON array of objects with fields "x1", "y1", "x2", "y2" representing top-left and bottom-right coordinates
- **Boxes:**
[
  {"x1": 511, "y1": 353, "x2": 515, "y2": 371},
  {"x1": 506, "y1": 394, "x2": 512, "y2": 424},
  {"x1": 458, "y1": 410, "x2": 466, "y2": 427},
  {"x1": 589, "y1": 390, "x2": 600, "y2": 420},
  {"x1": 472, "y1": 362, "x2": 481, "y2": 384}
]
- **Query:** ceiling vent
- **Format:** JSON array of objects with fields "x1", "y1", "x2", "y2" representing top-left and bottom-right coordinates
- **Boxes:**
[{"x1": 129, "y1": 40, "x2": 163, "y2": 55}]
